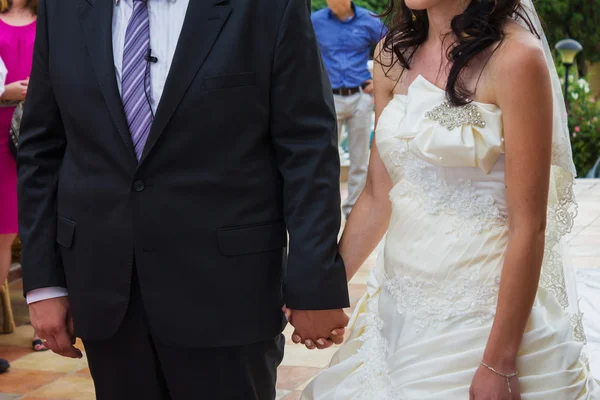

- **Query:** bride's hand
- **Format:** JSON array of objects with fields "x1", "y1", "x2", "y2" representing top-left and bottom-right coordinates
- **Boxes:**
[{"x1": 470, "y1": 364, "x2": 521, "y2": 400}]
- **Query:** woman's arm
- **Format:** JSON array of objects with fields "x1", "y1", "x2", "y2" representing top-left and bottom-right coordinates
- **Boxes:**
[
  {"x1": 0, "y1": 57, "x2": 27, "y2": 105},
  {"x1": 0, "y1": 80, "x2": 28, "y2": 103},
  {"x1": 339, "y1": 43, "x2": 395, "y2": 281},
  {"x1": 482, "y1": 36, "x2": 553, "y2": 372}
]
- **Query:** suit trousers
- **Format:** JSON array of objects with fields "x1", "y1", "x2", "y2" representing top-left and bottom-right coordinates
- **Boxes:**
[
  {"x1": 83, "y1": 270, "x2": 285, "y2": 400},
  {"x1": 334, "y1": 92, "x2": 372, "y2": 217}
]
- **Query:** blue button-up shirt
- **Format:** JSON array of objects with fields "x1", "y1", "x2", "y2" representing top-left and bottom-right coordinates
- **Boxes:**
[{"x1": 311, "y1": 4, "x2": 386, "y2": 89}]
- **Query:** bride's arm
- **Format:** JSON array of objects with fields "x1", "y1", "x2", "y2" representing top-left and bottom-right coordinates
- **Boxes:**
[
  {"x1": 481, "y1": 37, "x2": 553, "y2": 373},
  {"x1": 339, "y1": 44, "x2": 395, "y2": 282}
]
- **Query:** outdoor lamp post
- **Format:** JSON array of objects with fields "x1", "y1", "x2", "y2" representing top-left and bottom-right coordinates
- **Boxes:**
[{"x1": 555, "y1": 38, "x2": 583, "y2": 108}]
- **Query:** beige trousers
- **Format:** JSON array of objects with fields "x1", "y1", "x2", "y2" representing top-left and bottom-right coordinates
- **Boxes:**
[{"x1": 334, "y1": 91, "x2": 372, "y2": 217}]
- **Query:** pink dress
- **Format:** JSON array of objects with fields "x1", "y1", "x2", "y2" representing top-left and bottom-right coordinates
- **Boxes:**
[{"x1": 0, "y1": 18, "x2": 36, "y2": 234}]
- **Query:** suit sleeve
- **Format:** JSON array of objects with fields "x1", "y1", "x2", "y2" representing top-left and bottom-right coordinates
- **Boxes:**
[
  {"x1": 17, "y1": 0, "x2": 68, "y2": 295},
  {"x1": 270, "y1": 0, "x2": 349, "y2": 310}
]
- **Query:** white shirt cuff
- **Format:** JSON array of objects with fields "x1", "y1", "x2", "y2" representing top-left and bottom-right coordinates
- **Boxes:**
[{"x1": 26, "y1": 287, "x2": 69, "y2": 304}]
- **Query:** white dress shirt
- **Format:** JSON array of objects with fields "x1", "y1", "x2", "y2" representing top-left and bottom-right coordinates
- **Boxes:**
[{"x1": 27, "y1": 0, "x2": 189, "y2": 304}]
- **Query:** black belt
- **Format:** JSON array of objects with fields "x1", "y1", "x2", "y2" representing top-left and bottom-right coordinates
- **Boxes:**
[
  {"x1": 332, "y1": 81, "x2": 370, "y2": 96},
  {"x1": 332, "y1": 87, "x2": 361, "y2": 96}
]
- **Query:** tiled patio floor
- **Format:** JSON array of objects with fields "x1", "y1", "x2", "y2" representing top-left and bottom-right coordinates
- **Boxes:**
[{"x1": 1, "y1": 180, "x2": 599, "y2": 399}]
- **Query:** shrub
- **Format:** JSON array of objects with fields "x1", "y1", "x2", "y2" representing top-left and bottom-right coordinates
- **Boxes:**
[
  {"x1": 536, "y1": 0, "x2": 600, "y2": 71},
  {"x1": 566, "y1": 77, "x2": 600, "y2": 176}
]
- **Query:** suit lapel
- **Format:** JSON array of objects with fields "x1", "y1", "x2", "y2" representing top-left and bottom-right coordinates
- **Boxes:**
[
  {"x1": 139, "y1": 0, "x2": 232, "y2": 164},
  {"x1": 76, "y1": 0, "x2": 137, "y2": 165}
]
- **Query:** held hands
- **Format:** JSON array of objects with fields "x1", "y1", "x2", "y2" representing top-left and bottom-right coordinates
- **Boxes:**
[
  {"x1": 284, "y1": 307, "x2": 349, "y2": 350},
  {"x1": 28, "y1": 297, "x2": 83, "y2": 359},
  {"x1": 470, "y1": 363, "x2": 521, "y2": 400}
]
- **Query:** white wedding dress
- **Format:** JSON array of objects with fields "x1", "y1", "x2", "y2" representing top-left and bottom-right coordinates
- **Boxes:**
[{"x1": 302, "y1": 75, "x2": 600, "y2": 399}]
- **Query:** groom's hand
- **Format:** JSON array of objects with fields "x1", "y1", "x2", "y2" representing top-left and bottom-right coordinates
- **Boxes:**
[
  {"x1": 288, "y1": 309, "x2": 349, "y2": 350},
  {"x1": 29, "y1": 297, "x2": 82, "y2": 359}
]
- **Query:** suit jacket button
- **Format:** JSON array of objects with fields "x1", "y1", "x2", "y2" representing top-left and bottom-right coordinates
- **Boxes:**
[{"x1": 133, "y1": 180, "x2": 145, "y2": 192}]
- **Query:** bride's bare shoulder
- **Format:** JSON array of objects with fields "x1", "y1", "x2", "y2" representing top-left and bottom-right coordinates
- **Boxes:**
[
  {"x1": 373, "y1": 39, "x2": 404, "y2": 91},
  {"x1": 489, "y1": 22, "x2": 546, "y2": 76},
  {"x1": 484, "y1": 22, "x2": 549, "y2": 101}
]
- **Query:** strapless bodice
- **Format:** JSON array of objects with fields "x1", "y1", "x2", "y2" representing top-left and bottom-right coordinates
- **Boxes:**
[{"x1": 376, "y1": 75, "x2": 508, "y2": 232}]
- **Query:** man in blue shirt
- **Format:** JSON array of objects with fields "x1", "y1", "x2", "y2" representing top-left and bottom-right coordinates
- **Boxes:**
[{"x1": 312, "y1": 0, "x2": 386, "y2": 218}]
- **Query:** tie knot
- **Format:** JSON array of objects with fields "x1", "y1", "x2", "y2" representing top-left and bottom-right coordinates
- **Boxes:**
[{"x1": 133, "y1": 0, "x2": 147, "y2": 3}]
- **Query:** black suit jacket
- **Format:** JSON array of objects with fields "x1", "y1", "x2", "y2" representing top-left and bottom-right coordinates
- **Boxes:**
[{"x1": 18, "y1": 0, "x2": 349, "y2": 347}]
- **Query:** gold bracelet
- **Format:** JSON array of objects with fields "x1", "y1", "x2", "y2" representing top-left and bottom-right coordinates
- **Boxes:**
[{"x1": 481, "y1": 361, "x2": 518, "y2": 394}]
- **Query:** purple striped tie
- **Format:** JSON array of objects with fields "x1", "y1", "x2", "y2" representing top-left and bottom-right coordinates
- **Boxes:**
[{"x1": 122, "y1": 0, "x2": 152, "y2": 161}]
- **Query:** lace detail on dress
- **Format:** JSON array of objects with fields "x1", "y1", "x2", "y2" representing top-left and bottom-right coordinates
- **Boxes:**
[
  {"x1": 389, "y1": 142, "x2": 507, "y2": 234},
  {"x1": 570, "y1": 312, "x2": 587, "y2": 344},
  {"x1": 349, "y1": 296, "x2": 396, "y2": 400},
  {"x1": 425, "y1": 101, "x2": 486, "y2": 130},
  {"x1": 384, "y1": 271, "x2": 501, "y2": 332},
  {"x1": 540, "y1": 165, "x2": 578, "y2": 311}
]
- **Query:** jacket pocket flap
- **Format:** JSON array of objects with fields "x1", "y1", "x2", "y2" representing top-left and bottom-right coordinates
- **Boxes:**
[
  {"x1": 217, "y1": 221, "x2": 287, "y2": 256},
  {"x1": 56, "y1": 216, "x2": 76, "y2": 248},
  {"x1": 203, "y1": 72, "x2": 256, "y2": 91}
]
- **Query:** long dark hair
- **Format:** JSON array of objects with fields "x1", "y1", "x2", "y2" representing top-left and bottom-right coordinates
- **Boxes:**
[
  {"x1": 379, "y1": 0, "x2": 537, "y2": 105},
  {"x1": 0, "y1": 0, "x2": 38, "y2": 15}
]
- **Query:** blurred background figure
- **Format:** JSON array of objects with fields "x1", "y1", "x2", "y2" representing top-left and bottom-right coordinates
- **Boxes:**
[
  {"x1": 311, "y1": 0, "x2": 385, "y2": 219},
  {"x1": 0, "y1": 0, "x2": 44, "y2": 353}
]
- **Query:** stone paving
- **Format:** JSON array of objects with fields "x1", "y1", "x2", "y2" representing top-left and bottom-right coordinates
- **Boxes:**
[{"x1": 1, "y1": 180, "x2": 599, "y2": 399}]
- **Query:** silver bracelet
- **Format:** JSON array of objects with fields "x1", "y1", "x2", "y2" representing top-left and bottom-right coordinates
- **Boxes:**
[{"x1": 481, "y1": 361, "x2": 518, "y2": 394}]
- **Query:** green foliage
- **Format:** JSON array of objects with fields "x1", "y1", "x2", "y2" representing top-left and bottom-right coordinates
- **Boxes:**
[
  {"x1": 311, "y1": 0, "x2": 388, "y2": 14},
  {"x1": 566, "y1": 76, "x2": 600, "y2": 176},
  {"x1": 354, "y1": 0, "x2": 388, "y2": 14},
  {"x1": 535, "y1": 0, "x2": 600, "y2": 65}
]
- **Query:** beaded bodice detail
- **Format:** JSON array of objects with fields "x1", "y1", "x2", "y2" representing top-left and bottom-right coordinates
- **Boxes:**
[{"x1": 425, "y1": 101, "x2": 487, "y2": 130}]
